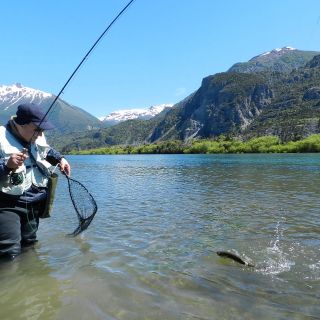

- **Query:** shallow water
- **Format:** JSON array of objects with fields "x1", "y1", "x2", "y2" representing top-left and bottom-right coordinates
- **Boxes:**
[{"x1": 0, "y1": 154, "x2": 319, "y2": 320}]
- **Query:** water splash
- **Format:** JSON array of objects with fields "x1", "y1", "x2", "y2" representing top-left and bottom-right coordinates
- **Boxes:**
[{"x1": 257, "y1": 221, "x2": 295, "y2": 275}]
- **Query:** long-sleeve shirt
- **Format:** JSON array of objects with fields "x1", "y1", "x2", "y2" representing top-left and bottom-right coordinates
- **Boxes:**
[
  {"x1": 0, "y1": 137, "x2": 63, "y2": 205},
  {"x1": 0, "y1": 148, "x2": 63, "y2": 179}
]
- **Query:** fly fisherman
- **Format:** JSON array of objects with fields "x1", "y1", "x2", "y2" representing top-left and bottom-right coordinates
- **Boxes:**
[{"x1": 0, "y1": 103, "x2": 71, "y2": 260}]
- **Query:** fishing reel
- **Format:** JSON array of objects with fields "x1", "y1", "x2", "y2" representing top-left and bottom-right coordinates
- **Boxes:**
[
  {"x1": 10, "y1": 171, "x2": 24, "y2": 186},
  {"x1": 9, "y1": 148, "x2": 28, "y2": 186}
]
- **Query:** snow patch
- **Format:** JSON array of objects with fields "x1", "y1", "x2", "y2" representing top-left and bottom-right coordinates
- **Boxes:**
[
  {"x1": 0, "y1": 83, "x2": 52, "y2": 110},
  {"x1": 258, "y1": 46, "x2": 296, "y2": 58},
  {"x1": 99, "y1": 103, "x2": 173, "y2": 123}
]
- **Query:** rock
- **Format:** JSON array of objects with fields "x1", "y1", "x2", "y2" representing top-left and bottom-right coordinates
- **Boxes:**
[{"x1": 303, "y1": 87, "x2": 320, "y2": 100}]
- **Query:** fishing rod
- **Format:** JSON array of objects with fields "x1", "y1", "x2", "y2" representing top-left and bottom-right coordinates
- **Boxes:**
[
  {"x1": 26, "y1": 0, "x2": 136, "y2": 235},
  {"x1": 38, "y1": 0, "x2": 135, "y2": 130}
]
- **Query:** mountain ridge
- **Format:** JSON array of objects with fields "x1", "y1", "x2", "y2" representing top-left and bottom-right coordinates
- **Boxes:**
[
  {"x1": 3, "y1": 47, "x2": 320, "y2": 153},
  {"x1": 0, "y1": 84, "x2": 173, "y2": 131},
  {"x1": 0, "y1": 83, "x2": 102, "y2": 133},
  {"x1": 228, "y1": 47, "x2": 320, "y2": 73},
  {"x1": 0, "y1": 83, "x2": 51, "y2": 109},
  {"x1": 57, "y1": 48, "x2": 320, "y2": 152},
  {"x1": 99, "y1": 103, "x2": 173, "y2": 125}
]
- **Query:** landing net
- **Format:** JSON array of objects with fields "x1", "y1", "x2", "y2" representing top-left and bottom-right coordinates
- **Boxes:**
[{"x1": 65, "y1": 175, "x2": 98, "y2": 236}]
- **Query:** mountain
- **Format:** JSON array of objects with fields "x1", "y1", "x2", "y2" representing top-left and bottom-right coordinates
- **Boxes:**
[
  {"x1": 0, "y1": 83, "x2": 52, "y2": 106},
  {"x1": 58, "y1": 48, "x2": 320, "y2": 152},
  {"x1": 99, "y1": 104, "x2": 173, "y2": 126},
  {"x1": 0, "y1": 83, "x2": 102, "y2": 133},
  {"x1": 148, "y1": 52, "x2": 320, "y2": 143},
  {"x1": 152, "y1": 52, "x2": 320, "y2": 143},
  {"x1": 228, "y1": 47, "x2": 320, "y2": 73},
  {"x1": 149, "y1": 73, "x2": 273, "y2": 141}
]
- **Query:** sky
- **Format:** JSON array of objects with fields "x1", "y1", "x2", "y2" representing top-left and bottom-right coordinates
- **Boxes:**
[{"x1": 1, "y1": 0, "x2": 320, "y2": 118}]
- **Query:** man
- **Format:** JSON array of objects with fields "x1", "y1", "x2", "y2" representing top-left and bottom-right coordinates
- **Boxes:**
[{"x1": 0, "y1": 103, "x2": 71, "y2": 260}]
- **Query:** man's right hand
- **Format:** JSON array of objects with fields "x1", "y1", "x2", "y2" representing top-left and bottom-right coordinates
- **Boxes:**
[{"x1": 6, "y1": 152, "x2": 29, "y2": 170}]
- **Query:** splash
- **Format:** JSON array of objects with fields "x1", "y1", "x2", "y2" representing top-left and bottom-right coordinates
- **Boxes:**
[{"x1": 257, "y1": 221, "x2": 295, "y2": 275}]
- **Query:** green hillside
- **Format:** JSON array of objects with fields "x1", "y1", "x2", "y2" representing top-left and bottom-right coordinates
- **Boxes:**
[{"x1": 51, "y1": 50, "x2": 320, "y2": 153}]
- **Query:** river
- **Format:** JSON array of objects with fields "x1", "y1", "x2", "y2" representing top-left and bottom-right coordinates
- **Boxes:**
[{"x1": 0, "y1": 154, "x2": 319, "y2": 319}]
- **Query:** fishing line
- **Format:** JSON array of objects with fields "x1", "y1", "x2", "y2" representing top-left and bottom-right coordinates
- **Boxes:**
[
  {"x1": 37, "y1": 0, "x2": 136, "y2": 132},
  {"x1": 26, "y1": 0, "x2": 136, "y2": 235}
]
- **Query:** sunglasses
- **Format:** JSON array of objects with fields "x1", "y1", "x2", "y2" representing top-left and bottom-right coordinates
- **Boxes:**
[{"x1": 31, "y1": 125, "x2": 44, "y2": 134}]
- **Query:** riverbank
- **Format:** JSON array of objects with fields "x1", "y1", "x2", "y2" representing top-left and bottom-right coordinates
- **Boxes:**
[{"x1": 68, "y1": 134, "x2": 320, "y2": 155}]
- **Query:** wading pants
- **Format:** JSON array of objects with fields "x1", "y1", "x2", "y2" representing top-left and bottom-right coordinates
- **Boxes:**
[{"x1": 0, "y1": 205, "x2": 40, "y2": 260}]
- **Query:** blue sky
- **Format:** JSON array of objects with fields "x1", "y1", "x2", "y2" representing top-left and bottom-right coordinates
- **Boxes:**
[{"x1": 1, "y1": 0, "x2": 320, "y2": 117}]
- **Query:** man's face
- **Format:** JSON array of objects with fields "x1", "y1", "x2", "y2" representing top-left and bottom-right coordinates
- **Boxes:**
[{"x1": 19, "y1": 123, "x2": 44, "y2": 143}]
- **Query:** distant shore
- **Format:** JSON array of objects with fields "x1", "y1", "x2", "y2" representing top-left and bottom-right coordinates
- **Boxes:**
[{"x1": 67, "y1": 134, "x2": 320, "y2": 155}]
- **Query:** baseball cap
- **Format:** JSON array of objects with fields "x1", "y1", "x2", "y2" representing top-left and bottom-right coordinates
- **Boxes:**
[{"x1": 15, "y1": 103, "x2": 54, "y2": 130}]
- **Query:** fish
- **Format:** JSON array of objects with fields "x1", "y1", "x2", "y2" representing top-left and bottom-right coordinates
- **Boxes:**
[{"x1": 216, "y1": 251, "x2": 255, "y2": 267}]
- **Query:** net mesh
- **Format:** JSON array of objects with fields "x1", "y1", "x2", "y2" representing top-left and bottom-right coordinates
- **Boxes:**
[{"x1": 65, "y1": 175, "x2": 98, "y2": 236}]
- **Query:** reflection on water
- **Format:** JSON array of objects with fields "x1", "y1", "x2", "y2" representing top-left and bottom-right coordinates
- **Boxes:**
[{"x1": 1, "y1": 154, "x2": 320, "y2": 319}]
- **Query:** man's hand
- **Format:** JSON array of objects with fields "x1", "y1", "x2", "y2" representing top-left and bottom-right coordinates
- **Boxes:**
[
  {"x1": 59, "y1": 158, "x2": 71, "y2": 176},
  {"x1": 6, "y1": 152, "x2": 29, "y2": 170}
]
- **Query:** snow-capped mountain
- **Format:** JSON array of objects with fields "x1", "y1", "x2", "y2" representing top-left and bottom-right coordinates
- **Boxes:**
[
  {"x1": 0, "y1": 83, "x2": 52, "y2": 110},
  {"x1": 252, "y1": 46, "x2": 296, "y2": 60},
  {"x1": 0, "y1": 83, "x2": 101, "y2": 132},
  {"x1": 228, "y1": 47, "x2": 320, "y2": 73},
  {"x1": 99, "y1": 103, "x2": 174, "y2": 124}
]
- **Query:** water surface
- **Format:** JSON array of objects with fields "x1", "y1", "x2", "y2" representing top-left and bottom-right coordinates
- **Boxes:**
[{"x1": 1, "y1": 154, "x2": 319, "y2": 319}]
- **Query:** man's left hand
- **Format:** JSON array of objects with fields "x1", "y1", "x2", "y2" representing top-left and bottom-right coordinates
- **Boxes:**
[{"x1": 60, "y1": 158, "x2": 71, "y2": 176}]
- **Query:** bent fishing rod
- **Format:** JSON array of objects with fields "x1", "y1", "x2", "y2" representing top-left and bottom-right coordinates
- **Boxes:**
[
  {"x1": 36, "y1": 0, "x2": 135, "y2": 132},
  {"x1": 23, "y1": 0, "x2": 135, "y2": 235}
]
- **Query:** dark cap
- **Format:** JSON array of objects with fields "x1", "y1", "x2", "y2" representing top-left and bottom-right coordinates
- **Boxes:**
[{"x1": 15, "y1": 103, "x2": 54, "y2": 130}]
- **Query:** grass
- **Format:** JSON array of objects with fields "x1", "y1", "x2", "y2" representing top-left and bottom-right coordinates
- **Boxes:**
[{"x1": 67, "y1": 134, "x2": 320, "y2": 155}]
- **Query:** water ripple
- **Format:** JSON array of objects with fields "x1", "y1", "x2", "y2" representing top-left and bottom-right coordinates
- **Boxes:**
[{"x1": 1, "y1": 154, "x2": 320, "y2": 319}]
